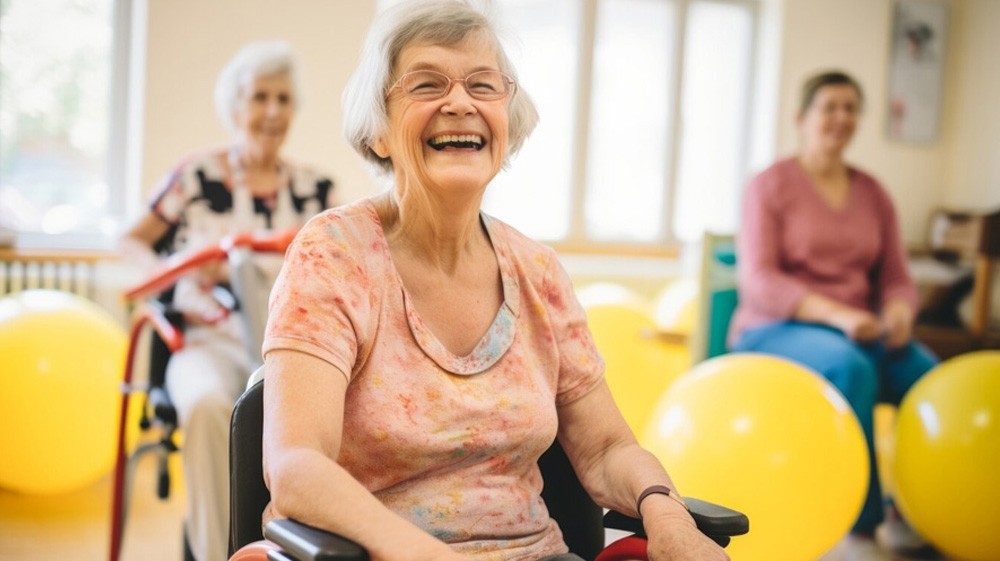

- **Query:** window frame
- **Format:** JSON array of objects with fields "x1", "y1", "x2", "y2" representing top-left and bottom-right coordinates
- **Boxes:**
[
  {"x1": 0, "y1": 0, "x2": 136, "y2": 250},
  {"x1": 546, "y1": 0, "x2": 760, "y2": 255}
]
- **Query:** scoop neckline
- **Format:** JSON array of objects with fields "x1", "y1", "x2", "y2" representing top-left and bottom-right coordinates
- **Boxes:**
[
  {"x1": 367, "y1": 200, "x2": 521, "y2": 375},
  {"x1": 790, "y1": 156, "x2": 857, "y2": 215}
]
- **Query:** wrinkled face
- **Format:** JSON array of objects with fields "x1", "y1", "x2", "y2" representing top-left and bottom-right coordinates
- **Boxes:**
[
  {"x1": 798, "y1": 84, "x2": 861, "y2": 155},
  {"x1": 233, "y1": 73, "x2": 294, "y2": 157},
  {"x1": 373, "y1": 33, "x2": 510, "y2": 195}
]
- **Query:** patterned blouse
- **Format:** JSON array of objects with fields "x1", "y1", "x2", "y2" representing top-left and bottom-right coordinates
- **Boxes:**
[
  {"x1": 263, "y1": 198, "x2": 605, "y2": 561},
  {"x1": 149, "y1": 147, "x2": 334, "y2": 256}
]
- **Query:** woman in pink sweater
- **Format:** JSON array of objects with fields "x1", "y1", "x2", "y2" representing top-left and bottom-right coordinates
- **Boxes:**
[{"x1": 729, "y1": 71, "x2": 937, "y2": 560}]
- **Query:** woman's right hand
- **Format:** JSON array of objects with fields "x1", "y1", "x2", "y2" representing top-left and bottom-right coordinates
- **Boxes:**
[
  {"x1": 642, "y1": 499, "x2": 729, "y2": 561},
  {"x1": 829, "y1": 306, "x2": 882, "y2": 342},
  {"x1": 796, "y1": 294, "x2": 882, "y2": 342},
  {"x1": 173, "y1": 276, "x2": 230, "y2": 325}
]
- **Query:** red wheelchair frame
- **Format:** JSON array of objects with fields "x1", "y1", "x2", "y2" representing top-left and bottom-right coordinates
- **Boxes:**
[{"x1": 109, "y1": 229, "x2": 298, "y2": 561}]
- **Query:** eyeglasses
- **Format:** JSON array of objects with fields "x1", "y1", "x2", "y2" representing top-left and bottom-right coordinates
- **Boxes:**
[{"x1": 388, "y1": 70, "x2": 516, "y2": 101}]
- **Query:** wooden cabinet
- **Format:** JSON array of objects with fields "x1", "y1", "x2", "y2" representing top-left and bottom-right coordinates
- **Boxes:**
[{"x1": 912, "y1": 208, "x2": 1000, "y2": 359}]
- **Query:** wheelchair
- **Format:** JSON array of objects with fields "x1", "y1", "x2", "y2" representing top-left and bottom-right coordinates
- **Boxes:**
[
  {"x1": 109, "y1": 229, "x2": 298, "y2": 561},
  {"x1": 227, "y1": 375, "x2": 750, "y2": 561}
]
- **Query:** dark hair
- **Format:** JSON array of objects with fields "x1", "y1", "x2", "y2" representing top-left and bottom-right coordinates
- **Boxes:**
[{"x1": 799, "y1": 71, "x2": 864, "y2": 115}]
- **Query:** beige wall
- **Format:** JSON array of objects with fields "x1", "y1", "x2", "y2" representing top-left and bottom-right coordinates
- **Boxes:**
[
  {"x1": 136, "y1": 0, "x2": 379, "y2": 209},
  {"x1": 941, "y1": 0, "x2": 1000, "y2": 210},
  {"x1": 135, "y1": 0, "x2": 1000, "y2": 248},
  {"x1": 772, "y1": 0, "x2": 1000, "y2": 244},
  {"x1": 775, "y1": 0, "x2": 940, "y2": 244}
]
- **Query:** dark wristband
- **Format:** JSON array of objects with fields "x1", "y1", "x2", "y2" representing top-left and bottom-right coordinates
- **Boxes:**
[{"x1": 636, "y1": 484, "x2": 689, "y2": 518}]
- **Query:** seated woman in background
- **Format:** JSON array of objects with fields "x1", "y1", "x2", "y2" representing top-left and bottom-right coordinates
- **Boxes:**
[
  {"x1": 259, "y1": 1, "x2": 725, "y2": 560},
  {"x1": 728, "y1": 71, "x2": 937, "y2": 561},
  {"x1": 119, "y1": 40, "x2": 335, "y2": 561}
]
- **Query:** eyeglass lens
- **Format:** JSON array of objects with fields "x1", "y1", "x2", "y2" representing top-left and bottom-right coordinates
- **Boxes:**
[{"x1": 397, "y1": 70, "x2": 511, "y2": 100}]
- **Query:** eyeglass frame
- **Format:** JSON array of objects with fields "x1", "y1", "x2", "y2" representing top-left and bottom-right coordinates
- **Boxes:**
[{"x1": 386, "y1": 69, "x2": 517, "y2": 101}]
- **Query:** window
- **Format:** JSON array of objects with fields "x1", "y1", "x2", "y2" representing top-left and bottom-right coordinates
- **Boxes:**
[
  {"x1": 0, "y1": 0, "x2": 131, "y2": 248},
  {"x1": 485, "y1": 0, "x2": 759, "y2": 248},
  {"x1": 480, "y1": 0, "x2": 580, "y2": 241}
]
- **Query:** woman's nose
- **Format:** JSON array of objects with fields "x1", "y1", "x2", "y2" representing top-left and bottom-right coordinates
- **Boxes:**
[
  {"x1": 265, "y1": 98, "x2": 285, "y2": 117},
  {"x1": 441, "y1": 83, "x2": 477, "y2": 115}
]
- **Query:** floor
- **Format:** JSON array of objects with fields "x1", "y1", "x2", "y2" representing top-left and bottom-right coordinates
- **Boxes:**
[
  {"x1": 0, "y1": 479, "x2": 838, "y2": 561},
  {"x1": 0, "y1": 455, "x2": 923, "y2": 561},
  {"x1": 0, "y1": 452, "x2": 186, "y2": 561}
]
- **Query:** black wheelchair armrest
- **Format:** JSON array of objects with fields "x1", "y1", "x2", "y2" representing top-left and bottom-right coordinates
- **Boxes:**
[
  {"x1": 263, "y1": 518, "x2": 369, "y2": 561},
  {"x1": 260, "y1": 500, "x2": 748, "y2": 560},
  {"x1": 603, "y1": 497, "x2": 749, "y2": 548},
  {"x1": 684, "y1": 497, "x2": 749, "y2": 538}
]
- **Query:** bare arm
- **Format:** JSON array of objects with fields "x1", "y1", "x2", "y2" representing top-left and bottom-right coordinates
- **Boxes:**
[
  {"x1": 262, "y1": 349, "x2": 466, "y2": 561},
  {"x1": 118, "y1": 211, "x2": 228, "y2": 323},
  {"x1": 119, "y1": 211, "x2": 171, "y2": 271},
  {"x1": 556, "y1": 380, "x2": 727, "y2": 561}
]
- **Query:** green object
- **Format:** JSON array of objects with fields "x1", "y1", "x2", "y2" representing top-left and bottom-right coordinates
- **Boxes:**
[
  {"x1": 707, "y1": 289, "x2": 738, "y2": 359},
  {"x1": 693, "y1": 234, "x2": 738, "y2": 362}
]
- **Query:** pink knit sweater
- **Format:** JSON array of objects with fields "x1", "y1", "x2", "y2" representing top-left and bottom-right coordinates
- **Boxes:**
[{"x1": 729, "y1": 157, "x2": 918, "y2": 344}]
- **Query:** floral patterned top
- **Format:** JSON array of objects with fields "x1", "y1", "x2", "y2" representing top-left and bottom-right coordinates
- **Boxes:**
[{"x1": 262, "y1": 197, "x2": 605, "y2": 561}]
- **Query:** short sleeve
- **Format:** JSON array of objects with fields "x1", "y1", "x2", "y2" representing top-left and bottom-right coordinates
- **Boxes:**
[
  {"x1": 542, "y1": 254, "x2": 605, "y2": 406},
  {"x1": 262, "y1": 211, "x2": 374, "y2": 381},
  {"x1": 149, "y1": 165, "x2": 193, "y2": 225}
]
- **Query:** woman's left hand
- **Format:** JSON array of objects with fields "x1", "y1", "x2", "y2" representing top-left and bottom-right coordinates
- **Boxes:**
[
  {"x1": 880, "y1": 299, "x2": 914, "y2": 349},
  {"x1": 643, "y1": 499, "x2": 729, "y2": 561}
]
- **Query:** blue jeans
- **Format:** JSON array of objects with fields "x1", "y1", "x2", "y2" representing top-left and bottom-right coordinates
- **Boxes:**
[{"x1": 732, "y1": 321, "x2": 937, "y2": 533}]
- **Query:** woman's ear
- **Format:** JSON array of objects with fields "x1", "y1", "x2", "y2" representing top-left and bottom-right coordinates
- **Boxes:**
[{"x1": 370, "y1": 137, "x2": 390, "y2": 159}]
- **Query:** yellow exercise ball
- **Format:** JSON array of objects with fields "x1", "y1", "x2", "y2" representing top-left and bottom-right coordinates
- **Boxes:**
[
  {"x1": 894, "y1": 351, "x2": 1000, "y2": 561},
  {"x1": 652, "y1": 277, "x2": 698, "y2": 336},
  {"x1": 580, "y1": 285, "x2": 689, "y2": 435},
  {"x1": 873, "y1": 403, "x2": 897, "y2": 498},
  {"x1": 0, "y1": 290, "x2": 127, "y2": 495},
  {"x1": 576, "y1": 282, "x2": 647, "y2": 310},
  {"x1": 642, "y1": 353, "x2": 868, "y2": 561}
]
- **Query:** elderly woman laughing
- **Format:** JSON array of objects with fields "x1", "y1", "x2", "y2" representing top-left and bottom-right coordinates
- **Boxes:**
[{"x1": 259, "y1": 2, "x2": 727, "y2": 560}]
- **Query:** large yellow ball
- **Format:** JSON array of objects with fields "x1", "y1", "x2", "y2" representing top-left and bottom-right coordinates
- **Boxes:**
[
  {"x1": 642, "y1": 353, "x2": 868, "y2": 561},
  {"x1": 873, "y1": 403, "x2": 897, "y2": 498},
  {"x1": 652, "y1": 277, "x2": 698, "y2": 336},
  {"x1": 894, "y1": 351, "x2": 1000, "y2": 561},
  {"x1": 580, "y1": 285, "x2": 689, "y2": 435},
  {"x1": 0, "y1": 290, "x2": 127, "y2": 495}
]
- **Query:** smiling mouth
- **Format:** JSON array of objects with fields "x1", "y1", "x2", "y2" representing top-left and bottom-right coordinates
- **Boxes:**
[{"x1": 427, "y1": 134, "x2": 485, "y2": 151}]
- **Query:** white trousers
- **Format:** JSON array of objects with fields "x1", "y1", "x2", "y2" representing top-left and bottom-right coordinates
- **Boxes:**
[{"x1": 165, "y1": 317, "x2": 252, "y2": 561}]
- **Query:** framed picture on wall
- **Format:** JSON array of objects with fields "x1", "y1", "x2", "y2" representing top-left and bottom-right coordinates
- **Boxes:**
[{"x1": 887, "y1": 0, "x2": 949, "y2": 143}]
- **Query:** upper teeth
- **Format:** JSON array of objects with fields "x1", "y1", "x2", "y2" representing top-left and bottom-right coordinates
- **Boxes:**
[{"x1": 430, "y1": 134, "x2": 483, "y2": 145}]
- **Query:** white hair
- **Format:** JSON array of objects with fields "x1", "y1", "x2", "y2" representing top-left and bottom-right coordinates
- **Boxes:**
[
  {"x1": 342, "y1": 0, "x2": 539, "y2": 176},
  {"x1": 214, "y1": 40, "x2": 302, "y2": 136}
]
